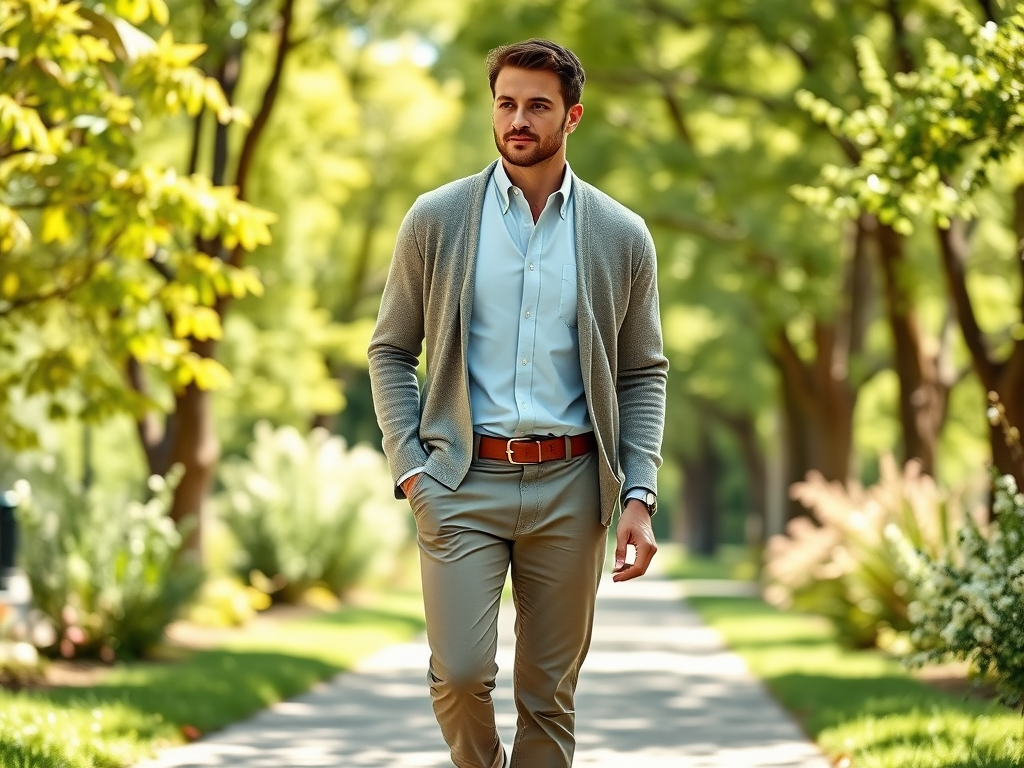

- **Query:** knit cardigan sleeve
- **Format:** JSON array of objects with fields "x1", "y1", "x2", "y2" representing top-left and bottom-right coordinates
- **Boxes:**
[
  {"x1": 615, "y1": 223, "x2": 668, "y2": 497},
  {"x1": 367, "y1": 204, "x2": 430, "y2": 495}
]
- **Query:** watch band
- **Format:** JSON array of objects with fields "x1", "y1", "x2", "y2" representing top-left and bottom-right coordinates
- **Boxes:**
[{"x1": 642, "y1": 491, "x2": 657, "y2": 516}]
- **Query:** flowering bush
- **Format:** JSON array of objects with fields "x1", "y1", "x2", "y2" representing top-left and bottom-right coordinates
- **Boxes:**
[
  {"x1": 764, "y1": 456, "x2": 969, "y2": 648},
  {"x1": 14, "y1": 467, "x2": 203, "y2": 660},
  {"x1": 218, "y1": 423, "x2": 411, "y2": 602},
  {"x1": 888, "y1": 473, "x2": 1024, "y2": 708}
]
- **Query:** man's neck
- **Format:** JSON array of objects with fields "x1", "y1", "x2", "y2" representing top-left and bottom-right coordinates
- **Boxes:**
[{"x1": 501, "y1": 157, "x2": 566, "y2": 221}]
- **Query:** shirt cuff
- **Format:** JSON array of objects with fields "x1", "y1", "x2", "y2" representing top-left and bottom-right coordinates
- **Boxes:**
[
  {"x1": 623, "y1": 487, "x2": 652, "y2": 503},
  {"x1": 623, "y1": 487, "x2": 655, "y2": 515}
]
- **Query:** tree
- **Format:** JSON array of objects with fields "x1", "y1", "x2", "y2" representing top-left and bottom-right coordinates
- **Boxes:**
[
  {"x1": 445, "y1": 0, "x2": 1018, "y2": 527},
  {"x1": 0, "y1": 0, "x2": 271, "y2": 478},
  {"x1": 110, "y1": 0, "x2": 306, "y2": 545},
  {"x1": 797, "y1": 6, "x2": 1024, "y2": 486}
]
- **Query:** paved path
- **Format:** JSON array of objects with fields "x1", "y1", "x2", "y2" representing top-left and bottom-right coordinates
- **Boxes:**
[{"x1": 137, "y1": 577, "x2": 830, "y2": 767}]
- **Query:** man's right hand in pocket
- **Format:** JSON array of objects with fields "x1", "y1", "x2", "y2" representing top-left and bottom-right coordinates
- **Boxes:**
[{"x1": 400, "y1": 473, "x2": 422, "y2": 499}]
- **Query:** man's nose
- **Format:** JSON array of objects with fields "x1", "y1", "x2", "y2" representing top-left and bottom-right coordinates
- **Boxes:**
[{"x1": 512, "y1": 108, "x2": 530, "y2": 129}]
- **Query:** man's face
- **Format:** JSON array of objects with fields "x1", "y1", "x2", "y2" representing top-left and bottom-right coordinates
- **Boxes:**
[{"x1": 492, "y1": 66, "x2": 582, "y2": 168}]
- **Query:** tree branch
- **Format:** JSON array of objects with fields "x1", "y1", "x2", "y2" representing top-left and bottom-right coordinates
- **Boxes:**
[
  {"x1": 936, "y1": 219, "x2": 998, "y2": 390},
  {"x1": 225, "y1": 0, "x2": 295, "y2": 272},
  {"x1": 212, "y1": 49, "x2": 242, "y2": 188},
  {"x1": 234, "y1": 0, "x2": 295, "y2": 204},
  {"x1": 837, "y1": 214, "x2": 874, "y2": 381},
  {"x1": 648, "y1": 213, "x2": 746, "y2": 243},
  {"x1": 886, "y1": 0, "x2": 914, "y2": 74},
  {"x1": 147, "y1": 252, "x2": 175, "y2": 282},
  {"x1": 642, "y1": 0, "x2": 816, "y2": 71},
  {"x1": 937, "y1": 302, "x2": 959, "y2": 388},
  {"x1": 0, "y1": 235, "x2": 120, "y2": 317},
  {"x1": 976, "y1": 0, "x2": 1000, "y2": 23},
  {"x1": 1015, "y1": 183, "x2": 1024, "y2": 324},
  {"x1": 187, "y1": 106, "x2": 204, "y2": 177},
  {"x1": 595, "y1": 68, "x2": 791, "y2": 114},
  {"x1": 338, "y1": 185, "x2": 386, "y2": 322},
  {"x1": 126, "y1": 356, "x2": 175, "y2": 476},
  {"x1": 660, "y1": 79, "x2": 695, "y2": 148},
  {"x1": 771, "y1": 327, "x2": 816, "y2": 407}
]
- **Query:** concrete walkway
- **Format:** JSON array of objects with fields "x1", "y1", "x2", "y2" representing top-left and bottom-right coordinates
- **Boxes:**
[{"x1": 137, "y1": 577, "x2": 830, "y2": 767}]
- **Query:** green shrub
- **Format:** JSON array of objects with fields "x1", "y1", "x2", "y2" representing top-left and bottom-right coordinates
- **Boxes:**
[
  {"x1": 764, "y1": 456, "x2": 967, "y2": 648},
  {"x1": 13, "y1": 468, "x2": 203, "y2": 660},
  {"x1": 889, "y1": 473, "x2": 1024, "y2": 708},
  {"x1": 218, "y1": 423, "x2": 411, "y2": 603}
]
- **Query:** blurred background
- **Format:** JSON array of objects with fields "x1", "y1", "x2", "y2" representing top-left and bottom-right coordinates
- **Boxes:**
[{"x1": 1, "y1": 0, "x2": 1023, "y2": 664}]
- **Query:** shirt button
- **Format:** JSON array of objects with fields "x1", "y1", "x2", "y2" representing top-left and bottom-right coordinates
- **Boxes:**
[
  {"x1": 525, "y1": 309, "x2": 531, "y2": 318},
  {"x1": 522, "y1": 357, "x2": 528, "y2": 365},
  {"x1": 529, "y1": 263, "x2": 535, "y2": 271}
]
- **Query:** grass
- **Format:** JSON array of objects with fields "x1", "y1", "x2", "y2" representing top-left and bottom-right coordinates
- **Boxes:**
[
  {"x1": 687, "y1": 595, "x2": 1024, "y2": 768},
  {"x1": 660, "y1": 542, "x2": 759, "y2": 581},
  {"x1": 0, "y1": 590, "x2": 425, "y2": 768}
]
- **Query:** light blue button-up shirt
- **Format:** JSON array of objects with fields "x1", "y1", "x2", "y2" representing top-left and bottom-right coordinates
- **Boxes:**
[
  {"x1": 467, "y1": 160, "x2": 591, "y2": 438},
  {"x1": 399, "y1": 160, "x2": 650, "y2": 507}
]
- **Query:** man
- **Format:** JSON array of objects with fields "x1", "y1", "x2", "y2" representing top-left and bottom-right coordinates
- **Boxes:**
[{"x1": 368, "y1": 39, "x2": 667, "y2": 768}]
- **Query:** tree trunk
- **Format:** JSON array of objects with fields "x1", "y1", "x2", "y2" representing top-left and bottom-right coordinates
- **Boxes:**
[
  {"x1": 167, "y1": 338, "x2": 220, "y2": 554},
  {"x1": 719, "y1": 412, "x2": 767, "y2": 550},
  {"x1": 771, "y1": 216, "x2": 872, "y2": 519},
  {"x1": 127, "y1": 0, "x2": 296, "y2": 553},
  {"x1": 780, "y1": 377, "x2": 813, "y2": 521},
  {"x1": 875, "y1": 221, "x2": 949, "y2": 474},
  {"x1": 313, "y1": 185, "x2": 387, "y2": 434},
  {"x1": 679, "y1": 427, "x2": 720, "y2": 556},
  {"x1": 935, "y1": 186, "x2": 1024, "y2": 490},
  {"x1": 775, "y1": 323, "x2": 857, "y2": 520}
]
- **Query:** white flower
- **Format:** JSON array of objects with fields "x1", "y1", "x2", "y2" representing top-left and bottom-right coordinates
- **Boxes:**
[
  {"x1": 996, "y1": 474, "x2": 1018, "y2": 497},
  {"x1": 940, "y1": 621, "x2": 960, "y2": 644},
  {"x1": 973, "y1": 625, "x2": 993, "y2": 645}
]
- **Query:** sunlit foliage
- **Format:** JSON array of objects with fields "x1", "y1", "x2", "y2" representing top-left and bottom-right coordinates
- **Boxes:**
[{"x1": 0, "y1": 0, "x2": 274, "y2": 448}]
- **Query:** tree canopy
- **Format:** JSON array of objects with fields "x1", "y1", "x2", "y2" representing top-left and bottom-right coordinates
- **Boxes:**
[{"x1": 0, "y1": 0, "x2": 272, "y2": 449}]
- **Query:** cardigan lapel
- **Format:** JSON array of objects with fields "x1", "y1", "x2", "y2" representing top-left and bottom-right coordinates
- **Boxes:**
[
  {"x1": 457, "y1": 160, "x2": 500, "y2": 372},
  {"x1": 573, "y1": 182, "x2": 597, "y2": 432}
]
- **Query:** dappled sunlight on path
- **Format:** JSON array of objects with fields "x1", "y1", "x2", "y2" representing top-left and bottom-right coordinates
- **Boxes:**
[{"x1": 135, "y1": 577, "x2": 828, "y2": 767}]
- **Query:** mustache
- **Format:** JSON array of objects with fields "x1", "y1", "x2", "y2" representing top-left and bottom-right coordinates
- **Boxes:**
[{"x1": 504, "y1": 129, "x2": 539, "y2": 141}]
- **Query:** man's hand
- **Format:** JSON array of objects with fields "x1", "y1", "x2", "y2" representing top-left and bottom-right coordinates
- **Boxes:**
[
  {"x1": 612, "y1": 500, "x2": 657, "y2": 582},
  {"x1": 400, "y1": 473, "x2": 422, "y2": 499}
]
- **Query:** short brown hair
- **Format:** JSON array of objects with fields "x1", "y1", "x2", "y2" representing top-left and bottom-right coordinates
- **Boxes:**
[{"x1": 486, "y1": 39, "x2": 586, "y2": 110}]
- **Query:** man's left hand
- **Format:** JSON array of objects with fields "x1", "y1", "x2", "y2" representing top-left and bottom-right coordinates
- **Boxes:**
[{"x1": 612, "y1": 500, "x2": 657, "y2": 582}]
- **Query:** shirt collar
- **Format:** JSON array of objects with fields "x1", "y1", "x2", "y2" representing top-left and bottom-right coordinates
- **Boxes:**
[
  {"x1": 556, "y1": 162, "x2": 574, "y2": 219},
  {"x1": 492, "y1": 160, "x2": 515, "y2": 214},
  {"x1": 492, "y1": 160, "x2": 575, "y2": 220}
]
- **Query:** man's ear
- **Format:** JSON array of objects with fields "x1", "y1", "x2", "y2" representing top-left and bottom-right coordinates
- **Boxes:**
[{"x1": 565, "y1": 103, "x2": 584, "y2": 134}]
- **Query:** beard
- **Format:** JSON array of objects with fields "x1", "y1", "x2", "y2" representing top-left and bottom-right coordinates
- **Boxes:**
[{"x1": 493, "y1": 124, "x2": 565, "y2": 168}]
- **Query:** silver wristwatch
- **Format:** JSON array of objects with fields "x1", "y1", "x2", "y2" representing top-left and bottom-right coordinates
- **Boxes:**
[{"x1": 641, "y1": 491, "x2": 657, "y2": 516}]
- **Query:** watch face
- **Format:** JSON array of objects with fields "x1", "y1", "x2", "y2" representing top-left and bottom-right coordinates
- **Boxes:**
[{"x1": 644, "y1": 492, "x2": 656, "y2": 511}]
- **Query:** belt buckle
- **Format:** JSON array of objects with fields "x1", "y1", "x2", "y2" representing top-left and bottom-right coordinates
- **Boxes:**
[{"x1": 506, "y1": 437, "x2": 542, "y2": 464}]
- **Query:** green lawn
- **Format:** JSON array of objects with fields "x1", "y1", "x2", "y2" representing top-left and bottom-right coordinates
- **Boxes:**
[
  {"x1": 660, "y1": 543, "x2": 759, "y2": 581},
  {"x1": 688, "y1": 596, "x2": 1024, "y2": 768},
  {"x1": 0, "y1": 591, "x2": 425, "y2": 768}
]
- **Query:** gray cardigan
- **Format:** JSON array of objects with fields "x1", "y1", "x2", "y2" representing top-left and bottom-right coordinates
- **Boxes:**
[{"x1": 368, "y1": 160, "x2": 667, "y2": 527}]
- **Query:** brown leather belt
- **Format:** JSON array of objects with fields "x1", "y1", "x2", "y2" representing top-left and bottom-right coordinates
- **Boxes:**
[{"x1": 476, "y1": 432, "x2": 596, "y2": 464}]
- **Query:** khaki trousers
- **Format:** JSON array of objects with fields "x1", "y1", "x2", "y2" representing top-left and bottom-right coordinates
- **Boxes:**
[{"x1": 408, "y1": 450, "x2": 607, "y2": 768}]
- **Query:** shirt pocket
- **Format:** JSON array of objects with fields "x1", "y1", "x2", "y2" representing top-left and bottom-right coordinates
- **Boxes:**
[{"x1": 559, "y1": 264, "x2": 578, "y2": 328}]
